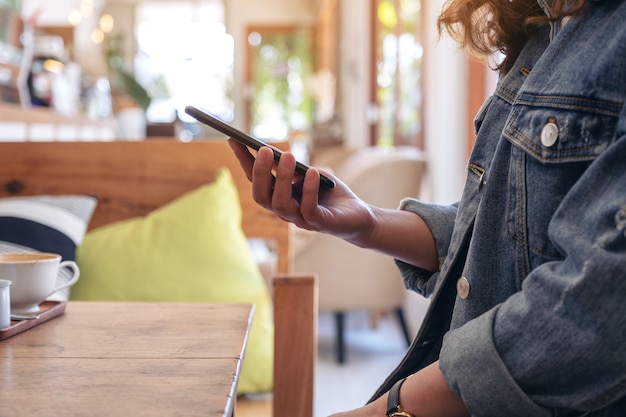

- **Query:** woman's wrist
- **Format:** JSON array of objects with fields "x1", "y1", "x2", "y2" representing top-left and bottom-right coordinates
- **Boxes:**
[
  {"x1": 358, "y1": 207, "x2": 439, "y2": 272},
  {"x1": 386, "y1": 377, "x2": 415, "y2": 417},
  {"x1": 393, "y1": 362, "x2": 469, "y2": 417}
]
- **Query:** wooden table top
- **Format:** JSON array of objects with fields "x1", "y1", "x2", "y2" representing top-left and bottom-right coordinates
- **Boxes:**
[{"x1": 0, "y1": 301, "x2": 254, "y2": 417}]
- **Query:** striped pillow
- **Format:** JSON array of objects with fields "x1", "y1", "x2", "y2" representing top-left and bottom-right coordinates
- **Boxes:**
[{"x1": 0, "y1": 195, "x2": 97, "y2": 299}]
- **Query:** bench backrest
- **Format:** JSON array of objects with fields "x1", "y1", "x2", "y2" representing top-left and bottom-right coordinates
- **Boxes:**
[{"x1": 0, "y1": 140, "x2": 292, "y2": 273}]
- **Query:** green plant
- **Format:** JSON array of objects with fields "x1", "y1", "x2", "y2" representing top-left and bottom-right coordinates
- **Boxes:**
[
  {"x1": 104, "y1": 33, "x2": 151, "y2": 111},
  {"x1": 0, "y1": 0, "x2": 21, "y2": 11}
]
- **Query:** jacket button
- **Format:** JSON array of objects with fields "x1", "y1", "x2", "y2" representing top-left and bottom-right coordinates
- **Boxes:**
[
  {"x1": 541, "y1": 122, "x2": 559, "y2": 147},
  {"x1": 456, "y1": 277, "x2": 471, "y2": 299}
]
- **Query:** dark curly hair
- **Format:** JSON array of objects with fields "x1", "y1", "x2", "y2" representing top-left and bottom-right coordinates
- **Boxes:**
[{"x1": 438, "y1": 0, "x2": 587, "y2": 73}]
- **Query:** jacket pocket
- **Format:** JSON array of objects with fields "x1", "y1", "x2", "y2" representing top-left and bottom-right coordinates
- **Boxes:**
[
  {"x1": 504, "y1": 101, "x2": 619, "y2": 163},
  {"x1": 502, "y1": 104, "x2": 620, "y2": 270}
]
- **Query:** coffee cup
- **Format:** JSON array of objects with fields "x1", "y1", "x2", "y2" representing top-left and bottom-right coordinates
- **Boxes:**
[
  {"x1": 0, "y1": 279, "x2": 10, "y2": 328},
  {"x1": 0, "y1": 253, "x2": 80, "y2": 314}
]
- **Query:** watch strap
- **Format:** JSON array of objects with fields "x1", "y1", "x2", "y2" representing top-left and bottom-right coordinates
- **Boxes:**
[{"x1": 386, "y1": 377, "x2": 415, "y2": 417}]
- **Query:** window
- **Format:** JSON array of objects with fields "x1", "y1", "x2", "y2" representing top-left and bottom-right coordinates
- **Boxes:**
[
  {"x1": 371, "y1": 0, "x2": 423, "y2": 148},
  {"x1": 245, "y1": 25, "x2": 314, "y2": 142},
  {"x1": 134, "y1": 1, "x2": 233, "y2": 128}
]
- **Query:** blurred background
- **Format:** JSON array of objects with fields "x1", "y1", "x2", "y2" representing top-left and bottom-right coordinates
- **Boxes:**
[
  {"x1": 0, "y1": 2, "x2": 497, "y2": 413},
  {"x1": 0, "y1": 0, "x2": 498, "y2": 204}
]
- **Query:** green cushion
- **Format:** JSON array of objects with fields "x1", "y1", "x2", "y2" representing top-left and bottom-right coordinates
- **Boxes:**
[{"x1": 71, "y1": 169, "x2": 273, "y2": 394}]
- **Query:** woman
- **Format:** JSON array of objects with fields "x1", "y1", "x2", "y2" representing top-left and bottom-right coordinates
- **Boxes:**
[{"x1": 230, "y1": 0, "x2": 626, "y2": 415}]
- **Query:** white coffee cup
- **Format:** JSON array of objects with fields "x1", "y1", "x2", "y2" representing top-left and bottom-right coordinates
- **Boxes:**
[
  {"x1": 0, "y1": 279, "x2": 10, "y2": 328},
  {"x1": 0, "y1": 253, "x2": 80, "y2": 314}
]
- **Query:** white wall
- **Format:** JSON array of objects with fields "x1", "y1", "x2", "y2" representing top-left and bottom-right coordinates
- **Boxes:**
[
  {"x1": 337, "y1": 0, "x2": 371, "y2": 150},
  {"x1": 21, "y1": 0, "x2": 88, "y2": 25},
  {"x1": 22, "y1": 0, "x2": 109, "y2": 76},
  {"x1": 423, "y1": 0, "x2": 467, "y2": 205}
]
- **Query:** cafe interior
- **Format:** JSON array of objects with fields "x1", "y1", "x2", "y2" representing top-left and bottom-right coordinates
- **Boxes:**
[{"x1": 0, "y1": 0, "x2": 494, "y2": 416}]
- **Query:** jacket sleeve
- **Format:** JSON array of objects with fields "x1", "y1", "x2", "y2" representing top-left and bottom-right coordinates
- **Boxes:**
[
  {"x1": 439, "y1": 131, "x2": 626, "y2": 415},
  {"x1": 394, "y1": 199, "x2": 459, "y2": 297}
]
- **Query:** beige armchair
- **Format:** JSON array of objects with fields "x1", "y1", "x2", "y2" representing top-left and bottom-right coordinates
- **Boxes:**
[{"x1": 294, "y1": 146, "x2": 427, "y2": 363}]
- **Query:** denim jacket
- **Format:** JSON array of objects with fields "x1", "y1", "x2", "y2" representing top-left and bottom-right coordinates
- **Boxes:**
[{"x1": 369, "y1": 1, "x2": 626, "y2": 416}]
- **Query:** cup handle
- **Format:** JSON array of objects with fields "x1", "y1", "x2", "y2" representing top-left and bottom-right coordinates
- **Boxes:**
[{"x1": 51, "y1": 260, "x2": 81, "y2": 294}]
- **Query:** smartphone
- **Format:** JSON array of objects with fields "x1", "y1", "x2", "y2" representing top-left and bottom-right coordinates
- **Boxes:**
[{"x1": 185, "y1": 105, "x2": 336, "y2": 190}]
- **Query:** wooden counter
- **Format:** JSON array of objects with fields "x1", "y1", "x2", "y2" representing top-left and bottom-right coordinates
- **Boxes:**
[{"x1": 0, "y1": 102, "x2": 116, "y2": 141}]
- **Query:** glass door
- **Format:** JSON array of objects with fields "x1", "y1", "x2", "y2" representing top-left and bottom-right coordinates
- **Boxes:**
[
  {"x1": 371, "y1": 0, "x2": 424, "y2": 148},
  {"x1": 245, "y1": 25, "x2": 314, "y2": 142}
]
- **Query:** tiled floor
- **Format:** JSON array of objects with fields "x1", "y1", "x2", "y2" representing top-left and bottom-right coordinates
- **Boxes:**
[{"x1": 314, "y1": 310, "x2": 410, "y2": 417}]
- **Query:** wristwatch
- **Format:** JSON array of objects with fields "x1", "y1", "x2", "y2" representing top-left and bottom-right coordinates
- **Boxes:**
[{"x1": 386, "y1": 377, "x2": 415, "y2": 417}]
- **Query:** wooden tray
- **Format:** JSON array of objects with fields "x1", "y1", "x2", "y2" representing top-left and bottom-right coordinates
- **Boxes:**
[{"x1": 0, "y1": 301, "x2": 66, "y2": 340}]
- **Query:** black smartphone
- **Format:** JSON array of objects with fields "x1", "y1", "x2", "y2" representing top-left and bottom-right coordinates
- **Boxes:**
[{"x1": 185, "y1": 105, "x2": 336, "y2": 190}]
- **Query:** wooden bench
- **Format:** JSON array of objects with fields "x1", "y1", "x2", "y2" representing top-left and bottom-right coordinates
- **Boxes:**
[{"x1": 0, "y1": 140, "x2": 317, "y2": 417}]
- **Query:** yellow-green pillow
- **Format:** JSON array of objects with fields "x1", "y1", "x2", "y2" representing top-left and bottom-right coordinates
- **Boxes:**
[{"x1": 71, "y1": 168, "x2": 273, "y2": 394}]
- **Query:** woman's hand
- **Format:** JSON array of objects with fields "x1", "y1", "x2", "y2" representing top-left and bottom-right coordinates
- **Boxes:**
[
  {"x1": 228, "y1": 139, "x2": 376, "y2": 244},
  {"x1": 229, "y1": 139, "x2": 440, "y2": 270}
]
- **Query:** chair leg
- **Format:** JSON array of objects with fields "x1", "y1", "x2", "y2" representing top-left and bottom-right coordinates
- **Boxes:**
[
  {"x1": 334, "y1": 311, "x2": 346, "y2": 364},
  {"x1": 394, "y1": 307, "x2": 412, "y2": 347}
]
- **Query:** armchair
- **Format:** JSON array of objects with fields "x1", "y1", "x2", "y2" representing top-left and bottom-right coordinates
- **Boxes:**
[{"x1": 295, "y1": 146, "x2": 427, "y2": 363}]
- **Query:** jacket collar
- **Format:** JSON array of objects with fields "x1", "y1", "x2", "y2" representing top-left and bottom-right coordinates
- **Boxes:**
[
  {"x1": 537, "y1": 0, "x2": 552, "y2": 17},
  {"x1": 537, "y1": 0, "x2": 601, "y2": 18},
  {"x1": 537, "y1": 0, "x2": 599, "y2": 39}
]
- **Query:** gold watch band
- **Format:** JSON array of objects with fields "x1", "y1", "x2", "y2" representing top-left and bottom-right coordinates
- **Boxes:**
[{"x1": 388, "y1": 412, "x2": 415, "y2": 417}]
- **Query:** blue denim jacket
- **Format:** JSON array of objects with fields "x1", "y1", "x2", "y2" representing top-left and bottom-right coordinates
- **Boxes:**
[{"x1": 370, "y1": 1, "x2": 626, "y2": 416}]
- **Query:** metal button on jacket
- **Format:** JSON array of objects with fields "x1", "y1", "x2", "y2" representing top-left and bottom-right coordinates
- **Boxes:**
[
  {"x1": 456, "y1": 277, "x2": 471, "y2": 299},
  {"x1": 541, "y1": 122, "x2": 559, "y2": 147}
]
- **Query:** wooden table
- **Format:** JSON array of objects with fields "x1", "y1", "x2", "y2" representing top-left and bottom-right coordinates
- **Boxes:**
[{"x1": 0, "y1": 301, "x2": 254, "y2": 417}]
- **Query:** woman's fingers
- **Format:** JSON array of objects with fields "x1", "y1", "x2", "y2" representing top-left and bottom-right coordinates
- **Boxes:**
[
  {"x1": 251, "y1": 146, "x2": 277, "y2": 208},
  {"x1": 299, "y1": 167, "x2": 322, "y2": 220},
  {"x1": 272, "y1": 151, "x2": 298, "y2": 207},
  {"x1": 270, "y1": 151, "x2": 311, "y2": 225},
  {"x1": 229, "y1": 141, "x2": 327, "y2": 228}
]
